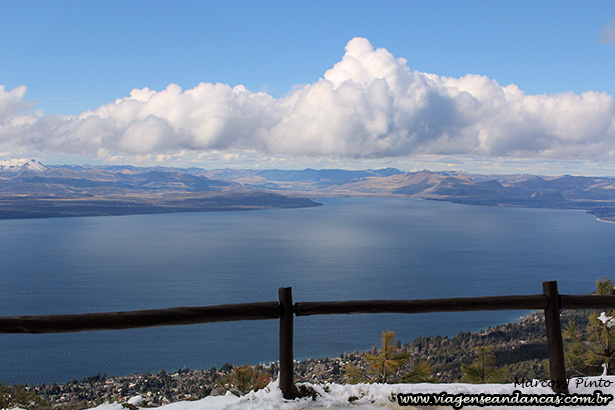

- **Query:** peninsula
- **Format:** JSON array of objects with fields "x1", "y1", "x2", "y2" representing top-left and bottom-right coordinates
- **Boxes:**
[{"x1": 0, "y1": 159, "x2": 321, "y2": 219}]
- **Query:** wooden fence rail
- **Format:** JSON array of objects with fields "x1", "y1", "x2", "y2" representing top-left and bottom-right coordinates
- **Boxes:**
[
  {"x1": 0, "y1": 302, "x2": 280, "y2": 333},
  {"x1": 2, "y1": 280, "x2": 615, "y2": 399},
  {"x1": 294, "y1": 295, "x2": 548, "y2": 316}
]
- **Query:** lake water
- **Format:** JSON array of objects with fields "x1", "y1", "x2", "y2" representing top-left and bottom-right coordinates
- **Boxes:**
[{"x1": 1, "y1": 197, "x2": 614, "y2": 385}]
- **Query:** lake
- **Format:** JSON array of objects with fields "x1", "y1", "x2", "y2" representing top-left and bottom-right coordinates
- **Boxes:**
[{"x1": 1, "y1": 197, "x2": 613, "y2": 385}]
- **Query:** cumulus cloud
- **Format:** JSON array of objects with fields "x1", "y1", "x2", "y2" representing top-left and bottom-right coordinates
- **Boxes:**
[
  {"x1": 1, "y1": 37, "x2": 615, "y2": 164},
  {"x1": 0, "y1": 85, "x2": 33, "y2": 118}
]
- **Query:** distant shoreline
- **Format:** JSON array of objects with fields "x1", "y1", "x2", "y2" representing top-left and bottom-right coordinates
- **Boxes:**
[
  {"x1": 3, "y1": 163, "x2": 615, "y2": 222},
  {"x1": 0, "y1": 193, "x2": 322, "y2": 221},
  {"x1": 1, "y1": 192, "x2": 611, "y2": 223}
]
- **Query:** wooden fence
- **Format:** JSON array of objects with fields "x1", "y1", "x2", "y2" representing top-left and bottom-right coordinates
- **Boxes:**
[{"x1": 2, "y1": 280, "x2": 615, "y2": 398}]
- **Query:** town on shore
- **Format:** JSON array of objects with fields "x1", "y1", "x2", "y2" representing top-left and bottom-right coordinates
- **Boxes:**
[{"x1": 5, "y1": 310, "x2": 580, "y2": 409}]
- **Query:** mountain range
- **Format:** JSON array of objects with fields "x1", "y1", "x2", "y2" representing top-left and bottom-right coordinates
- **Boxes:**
[
  {"x1": 2, "y1": 159, "x2": 615, "y2": 221},
  {"x1": 201, "y1": 168, "x2": 615, "y2": 221},
  {"x1": 0, "y1": 159, "x2": 321, "y2": 219}
]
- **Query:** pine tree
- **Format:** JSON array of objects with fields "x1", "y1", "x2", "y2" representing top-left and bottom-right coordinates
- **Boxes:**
[
  {"x1": 564, "y1": 277, "x2": 615, "y2": 376},
  {"x1": 595, "y1": 277, "x2": 615, "y2": 296},
  {"x1": 364, "y1": 330, "x2": 410, "y2": 383},
  {"x1": 400, "y1": 360, "x2": 437, "y2": 383},
  {"x1": 343, "y1": 330, "x2": 436, "y2": 384},
  {"x1": 342, "y1": 363, "x2": 365, "y2": 384},
  {"x1": 461, "y1": 346, "x2": 507, "y2": 383}
]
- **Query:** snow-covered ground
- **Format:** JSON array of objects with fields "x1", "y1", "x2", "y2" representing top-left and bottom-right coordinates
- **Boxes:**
[{"x1": 65, "y1": 376, "x2": 615, "y2": 410}]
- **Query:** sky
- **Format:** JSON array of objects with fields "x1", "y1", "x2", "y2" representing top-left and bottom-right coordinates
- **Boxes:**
[{"x1": 1, "y1": 0, "x2": 614, "y2": 175}]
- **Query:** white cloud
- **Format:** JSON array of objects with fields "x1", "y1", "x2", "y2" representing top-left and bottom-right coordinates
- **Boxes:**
[
  {"x1": 598, "y1": 19, "x2": 615, "y2": 45},
  {"x1": 0, "y1": 85, "x2": 32, "y2": 119},
  {"x1": 1, "y1": 37, "x2": 615, "y2": 168}
]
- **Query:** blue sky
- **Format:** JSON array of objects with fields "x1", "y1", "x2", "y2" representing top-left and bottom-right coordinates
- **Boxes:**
[{"x1": 1, "y1": 0, "x2": 614, "y2": 175}]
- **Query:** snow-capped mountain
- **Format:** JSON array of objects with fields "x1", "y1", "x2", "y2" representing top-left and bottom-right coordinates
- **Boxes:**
[{"x1": 0, "y1": 158, "x2": 47, "y2": 173}]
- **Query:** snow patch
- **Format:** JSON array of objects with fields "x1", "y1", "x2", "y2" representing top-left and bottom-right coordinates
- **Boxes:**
[
  {"x1": 74, "y1": 377, "x2": 615, "y2": 410},
  {"x1": 0, "y1": 158, "x2": 47, "y2": 172},
  {"x1": 598, "y1": 312, "x2": 615, "y2": 328}
]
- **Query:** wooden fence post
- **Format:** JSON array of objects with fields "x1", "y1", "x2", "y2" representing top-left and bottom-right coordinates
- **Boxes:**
[
  {"x1": 279, "y1": 287, "x2": 295, "y2": 399},
  {"x1": 543, "y1": 281, "x2": 569, "y2": 394}
]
